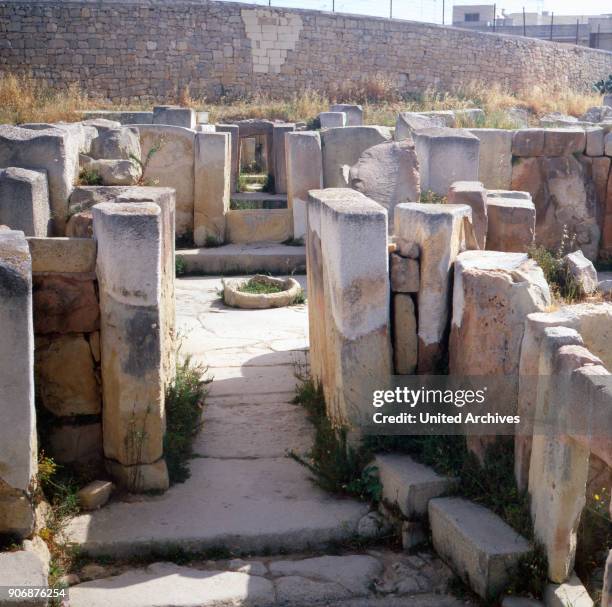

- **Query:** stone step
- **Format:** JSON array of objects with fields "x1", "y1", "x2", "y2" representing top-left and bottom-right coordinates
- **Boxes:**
[
  {"x1": 177, "y1": 243, "x2": 305, "y2": 275},
  {"x1": 68, "y1": 550, "x2": 471, "y2": 607},
  {"x1": 65, "y1": 457, "x2": 370, "y2": 558},
  {"x1": 374, "y1": 454, "x2": 455, "y2": 518},
  {"x1": 429, "y1": 497, "x2": 531, "y2": 599}
]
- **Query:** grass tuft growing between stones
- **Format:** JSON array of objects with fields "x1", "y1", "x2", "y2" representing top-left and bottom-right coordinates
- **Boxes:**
[
  {"x1": 164, "y1": 356, "x2": 211, "y2": 485},
  {"x1": 78, "y1": 167, "x2": 103, "y2": 186},
  {"x1": 289, "y1": 372, "x2": 382, "y2": 504}
]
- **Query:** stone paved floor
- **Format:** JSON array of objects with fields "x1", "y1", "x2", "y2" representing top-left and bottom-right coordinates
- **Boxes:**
[{"x1": 67, "y1": 276, "x2": 471, "y2": 606}]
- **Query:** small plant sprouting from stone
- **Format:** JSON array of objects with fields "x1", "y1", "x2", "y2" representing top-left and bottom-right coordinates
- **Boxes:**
[
  {"x1": 292, "y1": 288, "x2": 306, "y2": 305},
  {"x1": 124, "y1": 404, "x2": 151, "y2": 492},
  {"x1": 78, "y1": 167, "x2": 103, "y2": 186},
  {"x1": 288, "y1": 366, "x2": 382, "y2": 504},
  {"x1": 420, "y1": 190, "x2": 447, "y2": 204},
  {"x1": 130, "y1": 135, "x2": 166, "y2": 186},
  {"x1": 164, "y1": 355, "x2": 211, "y2": 485},
  {"x1": 593, "y1": 74, "x2": 612, "y2": 95},
  {"x1": 527, "y1": 226, "x2": 582, "y2": 303},
  {"x1": 175, "y1": 256, "x2": 187, "y2": 277},
  {"x1": 204, "y1": 234, "x2": 222, "y2": 248}
]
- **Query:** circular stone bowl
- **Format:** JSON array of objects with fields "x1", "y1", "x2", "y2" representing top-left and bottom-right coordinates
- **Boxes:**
[{"x1": 223, "y1": 275, "x2": 302, "y2": 309}]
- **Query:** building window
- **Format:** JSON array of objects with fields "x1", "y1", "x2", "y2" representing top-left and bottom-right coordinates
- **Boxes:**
[{"x1": 464, "y1": 13, "x2": 480, "y2": 22}]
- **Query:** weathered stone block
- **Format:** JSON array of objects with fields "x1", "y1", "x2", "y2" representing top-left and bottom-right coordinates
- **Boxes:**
[
  {"x1": 511, "y1": 155, "x2": 600, "y2": 260},
  {"x1": 450, "y1": 251, "x2": 550, "y2": 460},
  {"x1": 585, "y1": 127, "x2": 605, "y2": 157},
  {"x1": 349, "y1": 140, "x2": 420, "y2": 231},
  {"x1": 485, "y1": 196, "x2": 536, "y2": 253},
  {"x1": 307, "y1": 189, "x2": 391, "y2": 426},
  {"x1": 216, "y1": 124, "x2": 240, "y2": 192},
  {"x1": 0, "y1": 230, "x2": 36, "y2": 491},
  {"x1": 393, "y1": 293, "x2": 417, "y2": 374},
  {"x1": 394, "y1": 203, "x2": 474, "y2": 373},
  {"x1": 321, "y1": 126, "x2": 392, "y2": 188},
  {"x1": 78, "y1": 480, "x2": 113, "y2": 511},
  {"x1": 93, "y1": 202, "x2": 168, "y2": 492},
  {"x1": 0, "y1": 125, "x2": 79, "y2": 234},
  {"x1": 429, "y1": 497, "x2": 530, "y2": 599},
  {"x1": 33, "y1": 273, "x2": 99, "y2": 334},
  {"x1": 272, "y1": 123, "x2": 295, "y2": 195},
  {"x1": 0, "y1": 547, "x2": 48, "y2": 596},
  {"x1": 153, "y1": 106, "x2": 196, "y2": 129},
  {"x1": 390, "y1": 253, "x2": 419, "y2": 293},
  {"x1": 136, "y1": 125, "x2": 195, "y2": 238},
  {"x1": 48, "y1": 421, "x2": 103, "y2": 464},
  {"x1": 447, "y1": 181, "x2": 488, "y2": 249},
  {"x1": 414, "y1": 128, "x2": 479, "y2": 195},
  {"x1": 375, "y1": 454, "x2": 453, "y2": 517},
  {"x1": 22, "y1": 121, "x2": 97, "y2": 155},
  {"x1": 193, "y1": 132, "x2": 230, "y2": 246},
  {"x1": 319, "y1": 112, "x2": 346, "y2": 128},
  {"x1": 564, "y1": 250, "x2": 598, "y2": 294},
  {"x1": 329, "y1": 104, "x2": 363, "y2": 126},
  {"x1": 395, "y1": 112, "x2": 445, "y2": 141},
  {"x1": 27, "y1": 237, "x2": 96, "y2": 273},
  {"x1": 0, "y1": 167, "x2": 51, "y2": 236},
  {"x1": 90, "y1": 127, "x2": 141, "y2": 162},
  {"x1": 35, "y1": 334, "x2": 101, "y2": 417},
  {"x1": 468, "y1": 128, "x2": 513, "y2": 190},
  {"x1": 226, "y1": 208, "x2": 292, "y2": 244},
  {"x1": 543, "y1": 128, "x2": 586, "y2": 157},
  {"x1": 513, "y1": 129, "x2": 545, "y2": 157},
  {"x1": 82, "y1": 158, "x2": 140, "y2": 186},
  {"x1": 545, "y1": 573, "x2": 594, "y2": 607},
  {"x1": 286, "y1": 131, "x2": 322, "y2": 240},
  {"x1": 66, "y1": 211, "x2": 93, "y2": 238},
  {"x1": 0, "y1": 490, "x2": 35, "y2": 540}
]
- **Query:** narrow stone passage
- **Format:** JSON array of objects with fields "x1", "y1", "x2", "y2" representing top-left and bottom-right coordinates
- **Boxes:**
[{"x1": 67, "y1": 276, "x2": 470, "y2": 606}]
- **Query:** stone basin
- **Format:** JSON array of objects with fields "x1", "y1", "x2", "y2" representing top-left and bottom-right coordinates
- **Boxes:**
[{"x1": 223, "y1": 274, "x2": 301, "y2": 309}]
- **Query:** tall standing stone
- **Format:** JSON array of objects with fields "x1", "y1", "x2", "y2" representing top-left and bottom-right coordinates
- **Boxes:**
[
  {"x1": 468, "y1": 129, "x2": 513, "y2": 190},
  {"x1": 216, "y1": 124, "x2": 240, "y2": 192},
  {"x1": 447, "y1": 181, "x2": 488, "y2": 249},
  {"x1": 286, "y1": 131, "x2": 322, "y2": 241},
  {"x1": 0, "y1": 228, "x2": 37, "y2": 538},
  {"x1": 93, "y1": 202, "x2": 168, "y2": 492},
  {"x1": 272, "y1": 123, "x2": 295, "y2": 195},
  {"x1": 329, "y1": 104, "x2": 363, "y2": 126},
  {"x1": 194, "y1": 132, "x2": 231, "y2": 246},
  {"x1": 394, "y1": 203, "x2": 474, "y2": 373},
  {"x1": 307, "y1": 189, "x2": 392, "y2": 426}
]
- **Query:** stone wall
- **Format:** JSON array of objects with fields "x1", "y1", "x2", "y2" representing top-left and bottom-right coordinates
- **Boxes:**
[{"x1": 1, "y1": 0, "x2": 611, "y2": 103}]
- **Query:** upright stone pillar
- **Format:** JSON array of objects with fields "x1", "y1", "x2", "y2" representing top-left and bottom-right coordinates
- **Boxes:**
[
  {"x1": 216, "y1": 124, "x2": 239, "y2": 192},
  {"x1": 93, "y1": 202, "x2": 168, "y2": 492},
  {"x1": 0, "y1": 228, "x2": 37, "y2": 538},
  {"x1": 194, "y1": 132, "x2": 231, "y2": 247},
  {"x1": 394, "y1": 203, "x2": 474, "y2": 373},
  {"x1": 307, "y1": 189, "x2": 392, "y2": 427},
  {"x1": 287, "y1": 132, "x2": 322, "y2": 241},
  {"x1": 272, "y1": 123, "x2": 295, "y2": 195}
]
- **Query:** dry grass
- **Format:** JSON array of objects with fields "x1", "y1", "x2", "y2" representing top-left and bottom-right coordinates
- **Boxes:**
[
  {"x1": 0, "y1": 72, "x2": 604, "y2": 128},
  {"x1": 0, "y1": 73, "x2": 92, "y2": 124}
]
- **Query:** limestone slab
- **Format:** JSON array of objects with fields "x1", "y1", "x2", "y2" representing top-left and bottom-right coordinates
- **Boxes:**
[
  {"x1": 393, "y1": 294, "x2": 417, "y2": 374},
  {"x1": 447, "y1": 181, "x2": 488, "y2": 249},
  {"x1": 0, "y1": 125, "x2": 79, "y2": 234},
  {"x1": 394, "y1": 203, "x2": 474, "y2": 372},
  {"x1": 414, "y1": 128, "x2": 479, "y2": 195},
  {"x1": 194, "y1": 132, "x2": 230, "y2": 245},
  {"x1": 153, "y1": 106, "x2": 196, "y2": 129},
  {"x1": 272, "y1": 123, "x2": 295, "y2": 194},
  {"x1": 429, "y1": 497, "x2": 530, "y2": 599},
  {"x1": 321, "y1": 126, "x2": 392, "y2": 188},
  {"x1": 349, "y1": 139, "x2": 420, "y2": 231},
  {"x1": 375, "y1": 454, "x2": 454, "y2": 517},
  {"x1": 70, "y1": 563, "x2": 274, "y2": 607},
  {"x1": 90, "y1": 127, "x2": 141, "y2": 161},
  {"x1": 330, "y1": 104, "x2": 363, "y2": 126},
  {"x1": 65, "y1": 457, "x2": 368, "y2": 557},
  {"x1": 319, "y1": 111, "x2": 346, "y2": 128},
  {"x1": 27, "y1": 237, "x2": 96, "y2": 274},
  {"x1": 286, "y1": 131, "x2": 322, "y2": 239},
  {"x1": 485, "y1": 196, "x2": 536, "y2": 253},
  {"x1": 468, "y1": 129, "x2": 513, "y2": 190},
  {"x1": 0, "y1": 167, "x2": 51, "y2": 236},
  {"x1": 390, "y1": 253, "x2": 419, "y2": 293}
]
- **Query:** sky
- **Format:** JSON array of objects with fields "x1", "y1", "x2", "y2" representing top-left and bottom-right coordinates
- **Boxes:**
[{"x1": 238, "y1": 0, "x2": 611, "y2": 24}]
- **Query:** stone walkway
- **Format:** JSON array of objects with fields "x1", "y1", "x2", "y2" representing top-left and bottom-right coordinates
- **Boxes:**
[{"x1": 67, "y1": 276, "x2": 470, "y2": 606}]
